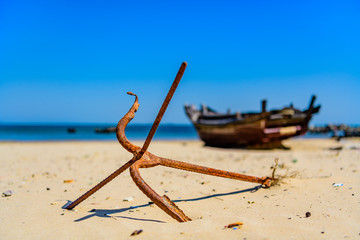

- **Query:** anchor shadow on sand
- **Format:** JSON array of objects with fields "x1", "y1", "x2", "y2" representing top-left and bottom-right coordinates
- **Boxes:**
[{"x1": 71, "y1": 185, "x2": 262, "y2": 223}]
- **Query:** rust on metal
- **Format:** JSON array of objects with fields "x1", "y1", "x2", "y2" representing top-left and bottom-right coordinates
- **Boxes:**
[{"x1": 66, "y1": 62, "x2": 276, "y2": 222}]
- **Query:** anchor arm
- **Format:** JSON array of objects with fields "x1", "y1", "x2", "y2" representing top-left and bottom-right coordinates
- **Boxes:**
[
  {"x1": 130, "y1": 159, "x2": 191, "y2": 222},
  {"x1": 116, "y1": 92, "x2": 141, "y2": 154},
  {"x1": 158, "y1": 157, "x2": 273, "y2": 187}
]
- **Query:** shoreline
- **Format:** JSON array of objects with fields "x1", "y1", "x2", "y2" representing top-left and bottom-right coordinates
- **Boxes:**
[{"x1": 0, "y1": 135, "x2": 345, "y2": 143}]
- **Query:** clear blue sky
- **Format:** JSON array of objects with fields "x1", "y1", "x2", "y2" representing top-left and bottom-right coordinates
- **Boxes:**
[{"x1": 1, "y1": 0, "x2": 359, "y2": 125}]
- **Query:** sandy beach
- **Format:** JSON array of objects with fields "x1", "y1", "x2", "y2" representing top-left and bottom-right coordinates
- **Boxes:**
[{"x1": 1, "y1": 138, "x2": 359, "y2": 239}]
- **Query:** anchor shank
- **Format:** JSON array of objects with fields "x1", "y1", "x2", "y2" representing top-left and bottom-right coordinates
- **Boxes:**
[{"x1": 138, "y1": 62, "x2": 187, "y2": 159}]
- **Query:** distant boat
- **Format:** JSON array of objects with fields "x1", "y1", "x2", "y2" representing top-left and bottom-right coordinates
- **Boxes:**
[
  {"x1": 184, "y1": 96, "x2": 320, "y2": 148},
  {"x1": 67, "y1": 128, "x2": 77, "y2": 133},
  {"x1": 95, "y1": 127, "x2": 116, "y2": 133}
]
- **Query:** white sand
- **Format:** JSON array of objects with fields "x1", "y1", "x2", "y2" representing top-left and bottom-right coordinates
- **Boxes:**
[{"x1": 1, "y1": 138, "x2": 359, "y2": 239}]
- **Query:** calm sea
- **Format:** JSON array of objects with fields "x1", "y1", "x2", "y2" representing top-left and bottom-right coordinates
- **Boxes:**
[
  {"x1": 0, "y1": 124, "x2": 330, "y2": 142},
  {"x1": 0, "y1": 124, "x2": 199, "y2": 141}
]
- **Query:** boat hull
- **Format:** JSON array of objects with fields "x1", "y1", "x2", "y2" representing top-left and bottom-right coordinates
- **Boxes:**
[
  {"x1": 193, "y1": 118, "x2": 307, "y2": 147},
  {"x1": 185, "y1": 96, "x2": 319, "y2": 148}
]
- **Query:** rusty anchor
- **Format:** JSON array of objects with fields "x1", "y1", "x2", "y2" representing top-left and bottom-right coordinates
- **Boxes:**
[{"x1": 65, "y1": 62, "x2": 275, "y2": 222}]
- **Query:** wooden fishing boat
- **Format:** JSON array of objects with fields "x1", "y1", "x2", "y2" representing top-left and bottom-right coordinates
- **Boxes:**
[{"x1": 184, "y1": 96, "x2": 320, "y2": 148}]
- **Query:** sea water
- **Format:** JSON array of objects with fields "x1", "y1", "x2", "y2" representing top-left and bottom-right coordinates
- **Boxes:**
[
  {"x1": 0, "y1": 124, "x2": 331, "y2": 142},
  {"x1": 0, "y1": 124, "x2": 199, "y2": 141}
]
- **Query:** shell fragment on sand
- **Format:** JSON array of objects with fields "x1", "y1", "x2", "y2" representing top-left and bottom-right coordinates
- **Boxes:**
[
  {"x1": 2, "y1": 190, "x2": 14, "y2": 197},
  {"x1": 225, "y1": 222, "x2": 244, "y2": 228}
]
